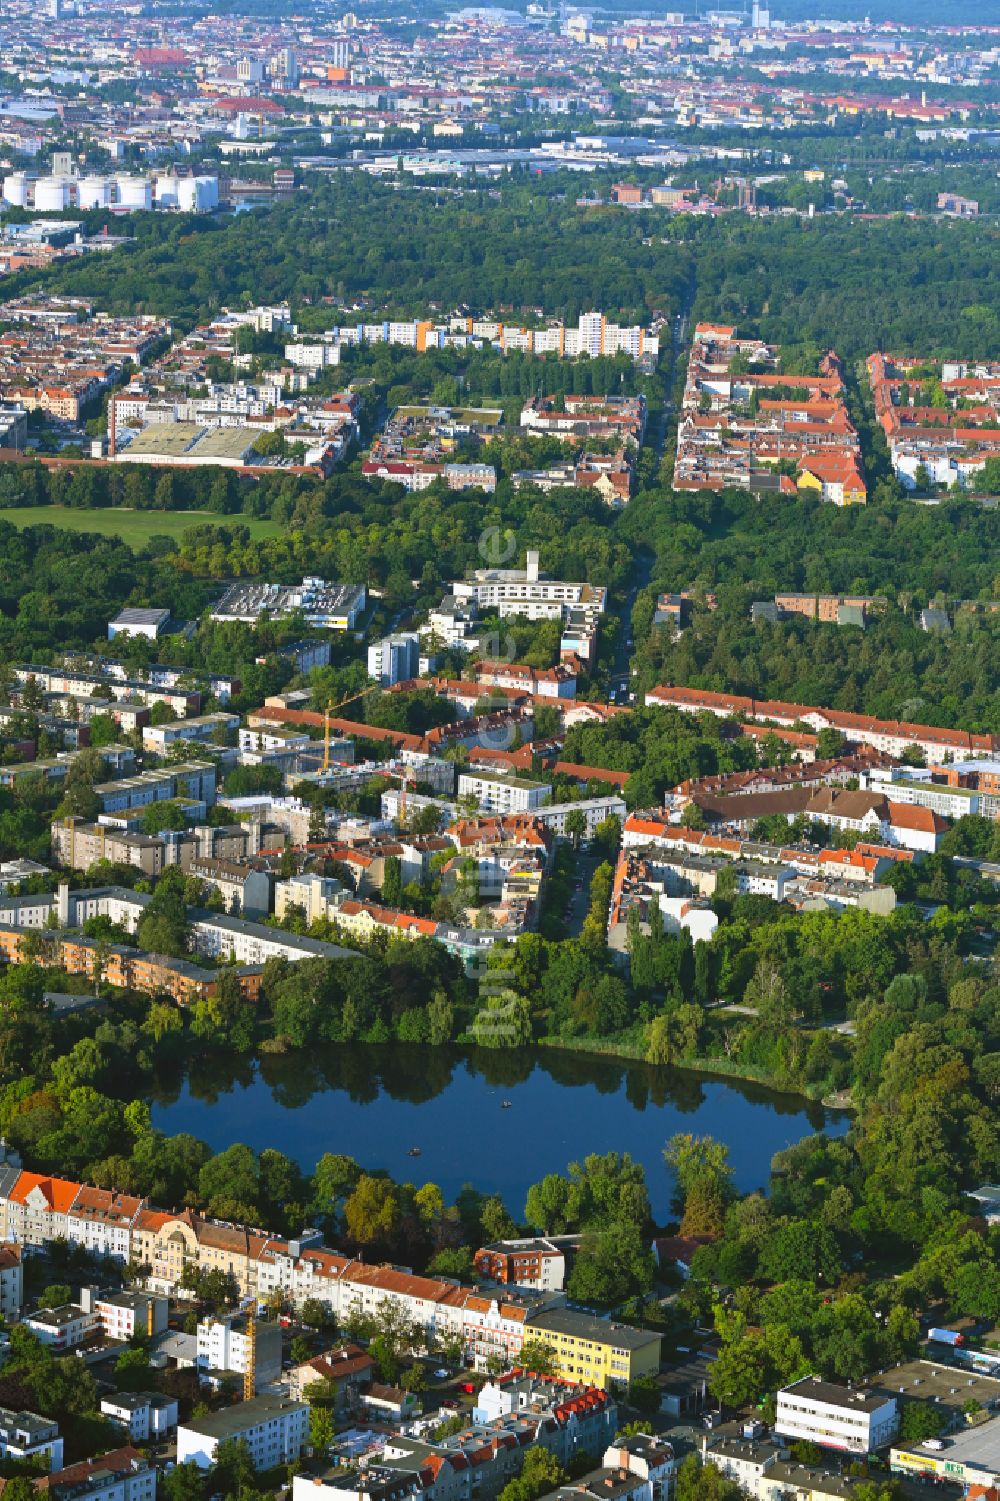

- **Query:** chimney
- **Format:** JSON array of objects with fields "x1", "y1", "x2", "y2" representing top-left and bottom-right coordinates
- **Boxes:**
[
  {"x1": 525, "y1": 550, "x2": 539, "y2": 583},
  {"x1": 57, "y1": 881, "x2": 70, "y2": 928}
]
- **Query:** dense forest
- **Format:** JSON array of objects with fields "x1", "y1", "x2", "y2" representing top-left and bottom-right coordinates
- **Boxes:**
[
  {"x1": 2, "y1": 175, "x2": 996, "y2": 364},
  {"x1": 623, "y1": 491, "x2": 1000, "y2": 732}
]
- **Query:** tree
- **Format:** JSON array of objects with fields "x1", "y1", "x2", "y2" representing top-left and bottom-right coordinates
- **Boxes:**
[
  {"x1": 212, "y1": 1439, "x2": 256, "y2": 1500},
  {"x1": 309, "y1": 1404, "x2": 335, "y2": 1453},
  {"x1": 162, "y1": 1467, "x2": 206, "y2": 1501},
  {"x1": 344, "y1": 1175, "x2": 400, "y2": 1245},
  {"x1": 37, "y1": 1284, "x2": 71, "y2": 1310},
  {"x1": 759, "y1": 1221, "x2": 843, "y2": 1285},
  {"x1": 313, "y1": 1153, "x2": 362, "y2": 1225},
  {"x1": 517, "y1": 1339, "x2": 558, "y2": 1376},
  {"x1": 664, "y1": 1135, "x2": 734, "y2": 1235},
  {"x1": 383, "y1": 855, "x2": 403, "y2": 908},
  {"x1": 301, "y1": 1298, "x2": 334, "y2": 1332},
  {"x1": 565, "y1": 808, "x2": 587, "y2": 849},
  {"x1": 499, "y1": 1447, "x2": 566, "y2": 1501},
  {"x1": 899, "y1": 1402, "x2": 946, "y2": 1441},
  {"x1": 566, "y1": 1222, "x2": 654, "y2": 1307},
  {"x1": 674, "y1": 1455, "x2": 742, "y2": 1501}
]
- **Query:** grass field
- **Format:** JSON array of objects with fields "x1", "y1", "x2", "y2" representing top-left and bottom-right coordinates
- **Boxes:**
[{"x1": 0, "y1": 506, "x2": 283, "y2": 546}]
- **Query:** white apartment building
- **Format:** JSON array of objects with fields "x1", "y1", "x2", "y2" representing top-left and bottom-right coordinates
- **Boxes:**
[
  {"x1": 368, "y1": 633, "x2": 420, "y2": 686},
  {"x1": 274, "y1": 873, "x2": 343, "y2": 924},
  {"x1": 188, "y1": 912, "x2": 356, "y2": 966},
  {"x1": 90, "y1": 1290, "x2": 169, "y2": 1342},
  {"x1": 100, "y1": 1393, "x2": 178, "y2": 1444},
  {"x1": 284, "y1": 341, "x2": 341, "y2": 370},
  {"x1": 453, "y1": 551, "x2": 607, "y2": 623},
  {"x1": 533, "y1": 796, "x2": 626, "y2": 840},
  {"x1": 0, "y1": 1246, "x2": 22, "y2": 1321},
  {"x1": 177, "y1": 1395, "x2": 309, "y2": 1471},
  {"x1": 142, "y1": 713, "x2": 238, "y2": 754},
  {"x1": 0, "y1": 1408, "x2": 63, "y2": 1471},
  {"x1": 776, "y1": 1377, "x2": 898, "y2": 1454},
  {"x1": 41, "y1": 1451, "x2": 156, "y2": 1501},
  {"x1": 457, "y1": 771, "x2": 552, "y2": 816},
  {"x1": 197, "y1": 1314, "x2": 282, "y2": 1389},
  {"x1": 22, "y1": 1303, "x2": 96, "y2": 1351}
]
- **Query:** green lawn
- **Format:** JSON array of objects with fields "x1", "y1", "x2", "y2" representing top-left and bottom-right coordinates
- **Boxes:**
[{"x1": 0, "y1": 506, "x2": 282, "y2": 546}]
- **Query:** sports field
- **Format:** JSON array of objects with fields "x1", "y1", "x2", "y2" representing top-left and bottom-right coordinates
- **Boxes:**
[{"x1": 0, "y1": 506, "x2": 282, "y2": 545}]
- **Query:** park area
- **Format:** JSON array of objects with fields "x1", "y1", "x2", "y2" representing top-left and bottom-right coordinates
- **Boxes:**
[{"x1": 0, "y1": 505, "x2": 283, "y2": 545}]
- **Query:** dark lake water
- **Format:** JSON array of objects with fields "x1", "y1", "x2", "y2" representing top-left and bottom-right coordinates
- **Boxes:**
[{"x1": 149, "y1": 1045, "x2": 849, "y2": 1222}]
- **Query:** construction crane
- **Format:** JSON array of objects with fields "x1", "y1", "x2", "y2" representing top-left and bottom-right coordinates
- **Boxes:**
[
  {"x1": 399, "y1": 763, "x2": 417, "y2": 826},
  {"x1": 239, "y1": 1294, "x2": 258, "y2": 1402}
]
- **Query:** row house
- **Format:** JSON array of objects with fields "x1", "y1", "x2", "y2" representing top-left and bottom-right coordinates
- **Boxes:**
[
  {"x1": 0, "y1": 1156, "x2": 661, "y2": 1378},
  {"x1": 645, "y1": 683, "x2": 998, "y2": 763}
]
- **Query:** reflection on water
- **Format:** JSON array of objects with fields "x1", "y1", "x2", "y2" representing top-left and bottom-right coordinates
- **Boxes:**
[{"x1": 150, "y1": 1043, "x2": 847, "y2": 1219}]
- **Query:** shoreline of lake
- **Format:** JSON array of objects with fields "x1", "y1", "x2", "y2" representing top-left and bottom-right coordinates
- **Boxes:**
[{"x1": 149, "y1": 1042, "x2": 849, "y2": 1220}]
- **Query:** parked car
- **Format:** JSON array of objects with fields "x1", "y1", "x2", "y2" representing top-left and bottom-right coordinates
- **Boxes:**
[{"x1": 433, "y1": 1368, "x2": 450, "y2": 1379}]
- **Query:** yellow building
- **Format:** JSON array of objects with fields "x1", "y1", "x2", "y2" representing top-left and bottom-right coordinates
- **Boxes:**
[{"x1": 525, "y1": 1308, "x2": 661, "y2": 1391}]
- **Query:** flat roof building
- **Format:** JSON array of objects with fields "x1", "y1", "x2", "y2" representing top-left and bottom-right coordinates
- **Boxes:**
[{"x1": 176, "y1": 1394, "x2": 309, "y2": 1470}]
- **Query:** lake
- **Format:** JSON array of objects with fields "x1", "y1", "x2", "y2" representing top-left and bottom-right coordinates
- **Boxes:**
[{"x1": 149, "y1": 1045, "x2": 849, "y2": 1222}]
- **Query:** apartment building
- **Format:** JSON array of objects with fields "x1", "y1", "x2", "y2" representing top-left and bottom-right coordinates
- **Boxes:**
[
  {"x1": 532, "y1": 796, "x2": 626, "y2": 840},
  {"x1": 93, "y1": 763, "x2": 217, "y2": 816},
  {"x1": 23, "y1": 1303, "x2": 96, "y2": 1351},
  {"x1": 0, "y1": 1244, "x2": 22, "y2": 1321},
  {"x1": 177, "y1": 1395, "x2": 309, "y2": 1470},
  {"x1": 187, "y1": 909, "x2": 356, "y2": 966},
  {"x1": 35, "y1": 1449, "x2": 156, "y2": 1501},
  {"x1": 0, "y1": 1408, "x2": 63, "y2": 1471},
  {"x1": 452, "y1": 551, "x2": 607, "y2": 624},
  {"x1": 141, "y1": 713, "x2": 239, "y2": 754},
  {"x1": 273, "y1": 872, "x2": 343, "y2": 924},
  {"x1": 90, "y1": 1290, "x2": 168, "y2": 1342},
  {"x1": 51, "y1": 819, "x2": 165, "y2": 877},
  {"x1": 474, "y1": 1239, "x2": 567, "y2": 1291},
  {"x1": 100, "y1": 1394, "x2": 178, "y2": 1445},
  {"x1": 369, "y1": 633, "x2": 421, "y2": 686},
  {"x1": 645, "y1": 684, "x2": 998, "y2": 763},
  {"x1": 457, "y1": 770, "x2": 552, "y2": 816},
  {"x1": 524, "y1": 1309, "x2": 661, "y2": 1391},
  {"x1": 197, "y1": 1314, "x2": 282, "y2": 1390}
]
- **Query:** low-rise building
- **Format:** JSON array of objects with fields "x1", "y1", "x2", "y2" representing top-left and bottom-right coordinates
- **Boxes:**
[
  {"x1": 524, "y1": 1309, "x2": 661, "y2": 1392},
  {"x1": 176, "y1": 1394, "x2": 309, "y2": 1470},
  {"x1": 473, "y1": 1239, "x2": 566, "y2": 1291},
  {"x1": 107, "y1": 609, "x2": 171, "y2": 641},
  {"x1": 99, "y1": 1393, "x2": 178, "y2": 1444},
  {"x1": 287, "y1": 1344, "x2": 374, "y2": 1405},
  {"x1": 22, "y1": 1303, "x2": 96, "y2": 1351},
  {"x1": 90, "y1": 1290, "x2": 169, "y2": 1343},
  {"x1": 37, "y1": 1448, "x2": 156, "y2": 1501},
  {"x1": 775, "y1": 1376, "x2": 898, "y2": 1454},
  {"x1": 0, "y1": 1408, "x2": 63, "y2": 1471}
]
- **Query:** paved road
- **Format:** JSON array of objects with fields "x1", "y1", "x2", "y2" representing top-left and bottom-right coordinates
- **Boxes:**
[
  {"x1": 562, "y1": 850, "x2": 601, "y2": 937},
  {"x1": 606, "y1": 289, "x2": 694, "y2": 707}
]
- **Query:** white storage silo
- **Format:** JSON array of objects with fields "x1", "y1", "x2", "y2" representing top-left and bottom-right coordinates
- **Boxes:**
[
  {"x1": 33, "y1": 176, "x2": 70, "y2": 212},
  {"x1": 77, "y1": 175, "x2": 113, "y2": 210},
  {"x1": 177, "y1": 175, "x2": 220, "y2": 212},
  {"x1": 2, "y1": 173, "x2": 31, "y2": 207},
  {"x1": 154, "y1": 175, "x2": 179, "y2": 208},
  {"x1": 115, "y1": 175, "x2": 152, "y2": 210}
]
